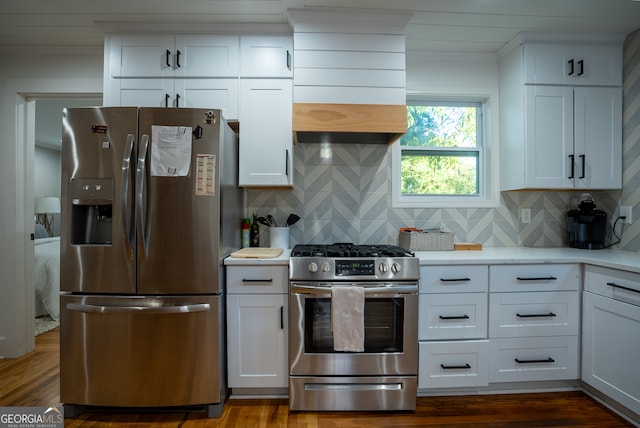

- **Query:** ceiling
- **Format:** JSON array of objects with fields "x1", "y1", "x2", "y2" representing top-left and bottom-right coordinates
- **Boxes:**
[
  {"x1": 17, "y1": 1, "x2": 640, "y2": 150},
  {"x1": 2, "y1": 0, "x2": 640, "y2": 54}
]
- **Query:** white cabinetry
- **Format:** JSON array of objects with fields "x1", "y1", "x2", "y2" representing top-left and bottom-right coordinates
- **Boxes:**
[
  {"x1": 488, "y1": 264, "x2": 580, "y2": 383},
  {"x1": 418, "y1": 265, "x2": 489, "y2": 389},
  {"x1": 524, "y1": 43, "x2": 622, "y2": 86},
  {"x1": 583, "y1": 265, "x2": 640, "y2": 417},
  {"x1": 240, "y1": 35, "x2": 292, "y2": 78},
  {"x1": 238, "y1": 35, "x2": 293, "y2": 187},
  {"x1": 238, "y1": 78, "x2": 293, "y2": 187},
  {"x1": 104, "y1": 34, "x2": 239, "y2": 117},
  {"x1": 226, "y1": 265, "x2": 288, "y2": 389},
  {"x1": 499, "y1": 38, "x2": 623, "y2": 191}
]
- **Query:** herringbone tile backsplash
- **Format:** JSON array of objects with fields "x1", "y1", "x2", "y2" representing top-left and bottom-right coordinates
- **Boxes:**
[{"x1": 248, "y1": 29, "x2": 640, "y2": 250}]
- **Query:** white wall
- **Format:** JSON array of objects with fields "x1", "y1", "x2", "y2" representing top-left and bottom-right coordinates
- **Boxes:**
[{"x1": 0, "y1": 50, "x2": 103, "y2": 358}]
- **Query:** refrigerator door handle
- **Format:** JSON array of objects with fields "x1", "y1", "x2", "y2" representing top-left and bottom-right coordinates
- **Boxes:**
[
  {"x1": 66, "y1": 302, "x2": 211, "y2": 314},
  {"x1": 136, "y1": 134, "x2": 151, "y2": 259},
  {"x1": 121, "y1": 133, "x2": 135, "y2": 260}
]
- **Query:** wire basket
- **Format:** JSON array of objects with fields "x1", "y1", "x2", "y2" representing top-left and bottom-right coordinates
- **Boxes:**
[{"x1": 398, "y1": 230, "x2": 454, "y2": 251}]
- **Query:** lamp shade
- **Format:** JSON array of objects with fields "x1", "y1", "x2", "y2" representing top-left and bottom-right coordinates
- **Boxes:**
[{"x1": 35, "y1": 196, "x2": 60, "y2": 214}]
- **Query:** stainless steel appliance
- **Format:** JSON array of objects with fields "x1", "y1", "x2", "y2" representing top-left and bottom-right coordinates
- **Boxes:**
[
  {"x1": 59, "y1": 107, "x2": 241, "y2": 417},
  {"x1": 288, "y1": 243, "x2": 419, "y2": 411}
]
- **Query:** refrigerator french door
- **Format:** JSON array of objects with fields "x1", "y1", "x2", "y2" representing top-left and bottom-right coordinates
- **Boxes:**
[{"x1": 59, "y1": 107, "x2": 241, "y2": 416}]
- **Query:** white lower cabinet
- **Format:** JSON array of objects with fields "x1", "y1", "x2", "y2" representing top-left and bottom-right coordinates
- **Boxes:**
[
  {"x1": 489, "y1": 336, "x2": 579, "y2": 382},
  {"x1": 226, "y1": 266, "x2": 288, "y2": 389},
  {"x1": 419, "y1": 341, "x2": 489, "y2": 389},
  {"x1": 418, "y1": 265, "x2": 489, "y2": 390},
  {"x1": 488, "y1": 264, "x2": 580, "y2": 383},
  {"x1": 583, "y1": 265, "x2": 640, "y2": 416}
]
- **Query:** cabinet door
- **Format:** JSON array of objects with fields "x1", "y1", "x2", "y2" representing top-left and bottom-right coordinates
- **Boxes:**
[
  {"x1": 418, "y1": 341, "x2": 489, "y2": 389},
  {"x1": 582, "y1": 291, "x2": 640, "y2": 415},
  {"x1": 113, "y1": 78, "x2": 175, "y2": 107},
  {"x1": 175, "y1": 35, "x2": 239, "y2": 78},
  {"x1": 524, "y1": 85, "x2": 574, "y2": 188},
  {"x1": 574, "y1": 86, "x2": 622, "y2": 189},
  {"x1": 239, "y1": 79, "x2": 293, "y2": 187},
  {"x1": 524, "y1": 43, "x2": 573, "y2": 85},
  {"x1": 572, "y1": 44, "x2": 623, "y2": 86},
  {"x1": 524, "y1": 43, "x2": 622, "y2": 86},
  {"x1": 419, "y1": 293, "x2": 488, "y2": 340},
  {"x1": 490, "y1": 336, "x2": 579, "y2": 382},
  {"x1": 108, "y1": 35, "x2": 175, "y2": 78},
  {"x1": 176, "y1": 79, "x2": 239, "y2": 119},
  {"x1": 489, "y1": 291, "x2": 580, "y2": 338},
  {"x1": 227, "y1": 294, "x2": 288, "y2": 388},
  {"x1": 240, "y1": 35, "x2": 293, "y2": 78}
]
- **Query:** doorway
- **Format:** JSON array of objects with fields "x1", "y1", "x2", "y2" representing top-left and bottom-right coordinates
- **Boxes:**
[{"x1": 32, "y1": 97, "x2": 101, "y2": 333}]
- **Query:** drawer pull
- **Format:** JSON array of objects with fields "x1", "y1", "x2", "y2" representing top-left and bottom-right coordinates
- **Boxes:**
[
  {"x1": 441, "y1": 363, "x2": 471, "y2": 370},
  {"x1": 606, "y1": 282, "x2": 640, "y2": 295},
  {"x1": 516, "y1": 312, "x2": 556, "y2": 318},
  {"x1": 516, "y1": 276, "x2": 557, "y2": 281},
  {"x1": 439, "y1": 315, "x2": 470, "y2": 320},
  {"x1": 242, "y1": 278, "x2": 273, "y2": 283},
  {"x1": 515, "y1": 357, "x2": 555, "y2": 364},
  {"x1": 440, "y1": 277, "x2": 471, "y2": 282}
]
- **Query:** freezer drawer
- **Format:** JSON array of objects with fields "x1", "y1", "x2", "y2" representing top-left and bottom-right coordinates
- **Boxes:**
[{"x1": 60, "y1": 294, "x2": 223, "y2": 408}]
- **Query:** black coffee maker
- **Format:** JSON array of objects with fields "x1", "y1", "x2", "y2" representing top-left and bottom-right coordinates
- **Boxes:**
[{"x1": 567, "y1": 194, "x2": 607, "y2": 249}]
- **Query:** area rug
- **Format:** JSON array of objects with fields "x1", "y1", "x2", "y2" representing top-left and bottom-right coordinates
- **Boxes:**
[{"x1": 35, "y1": 315, "x2": 59, "y2": 336}]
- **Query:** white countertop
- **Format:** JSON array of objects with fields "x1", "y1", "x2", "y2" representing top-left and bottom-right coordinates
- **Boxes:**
[{"x1": 224, "y1": 247, "x2": 640, "y2": 273}]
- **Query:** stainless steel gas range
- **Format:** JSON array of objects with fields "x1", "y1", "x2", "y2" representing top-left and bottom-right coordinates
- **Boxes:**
[{"x1": 288, "y1": 243, "x2": 420, "y2": 412}]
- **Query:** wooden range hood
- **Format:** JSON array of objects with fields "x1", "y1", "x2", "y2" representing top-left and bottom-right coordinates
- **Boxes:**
[{"x1": 292, "y1": 103, "x2": 407, "y2": 145}]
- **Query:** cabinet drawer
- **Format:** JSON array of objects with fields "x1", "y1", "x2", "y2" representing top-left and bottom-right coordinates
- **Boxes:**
[
  {"x1": 420, "y1": 265, "x2": 488, "y2": 293},
  {"x1": 227, "y1": 266, "x2": 288, "y2": 294},
  {"x1": 418, "y1": 341, "x2": 489, "y2": 389},
  {"x1": 419, "y1": 293, "x2": 488, "y2": 340},
  {"x1": 584, "y1": 265, "x2": 640, "y2": 305},
  {"x1": 489, "y1": 336, "x2": 579, "y2": 383},
  {"x1": 490, "y1": 264, "x2": 580, "y2": 292},
  {"x1": 489, "y1": 291, "x2": 579, "y2": 338}
]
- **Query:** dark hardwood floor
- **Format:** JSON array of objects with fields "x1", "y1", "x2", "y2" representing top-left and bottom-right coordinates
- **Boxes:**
[{"x1": 0, "y1": 328, "x2": 633, "y2": 427}]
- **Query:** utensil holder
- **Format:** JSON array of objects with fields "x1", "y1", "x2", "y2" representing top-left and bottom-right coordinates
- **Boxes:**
[{"x1": 270, "y1": 227, "x2": 290, "y2": 249}]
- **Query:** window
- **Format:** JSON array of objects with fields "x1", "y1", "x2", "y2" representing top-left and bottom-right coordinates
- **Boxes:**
[{"x1": 392, "y1": 97, "x2": 499, "y2": 208}]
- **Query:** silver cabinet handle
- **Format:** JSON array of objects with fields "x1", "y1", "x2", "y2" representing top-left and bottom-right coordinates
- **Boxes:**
[{"x1": 66, "y1": 303, "x2": 210, "y2": 314}]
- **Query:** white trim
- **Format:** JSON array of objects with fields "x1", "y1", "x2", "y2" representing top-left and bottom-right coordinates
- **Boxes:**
[{"x1": 392, "y1": 88, "x2": 500, "y2": 209}]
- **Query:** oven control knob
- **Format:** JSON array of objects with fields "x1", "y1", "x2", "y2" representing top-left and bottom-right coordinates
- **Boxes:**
[
  {"x1": 308, "y1": 262, "x2": 319, "y2": 273},
  {"x1": 391, "y1": 263, "x2": 401, "y2": 273},
  {"x1": 320, "y1": 262, "x2": 331, "y2": 273},
  {"x1": 378, "y1": 262, "x2": 389, "y2": 273}
]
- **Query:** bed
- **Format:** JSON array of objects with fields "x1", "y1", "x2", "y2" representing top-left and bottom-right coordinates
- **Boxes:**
[{"x1": 34, "y1": 236, "x2": 60, "y2": 321}]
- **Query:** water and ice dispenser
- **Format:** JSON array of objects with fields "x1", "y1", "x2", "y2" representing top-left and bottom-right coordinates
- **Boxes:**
[{"x1": 70, "y1": 178, "x2": 114, "y2": 245}]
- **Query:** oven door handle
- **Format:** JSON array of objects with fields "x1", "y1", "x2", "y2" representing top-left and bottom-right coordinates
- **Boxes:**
[{"x1": 290, "y1": 284, "x2": 418, "y2": 295}]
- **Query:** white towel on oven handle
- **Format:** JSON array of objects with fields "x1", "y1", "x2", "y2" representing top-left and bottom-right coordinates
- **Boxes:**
[{"x1": 331, "y1": 284, "x2": 365, "y2": 352}]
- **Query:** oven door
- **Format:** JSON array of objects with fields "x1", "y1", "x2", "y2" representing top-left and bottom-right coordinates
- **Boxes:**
[{"x1": 289, "y1": 282, "x2": 418, "y2": 376}]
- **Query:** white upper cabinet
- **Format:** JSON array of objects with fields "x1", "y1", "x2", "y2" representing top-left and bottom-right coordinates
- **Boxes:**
[
  {"x1": 521, "y1": 85, "x2": 622, "y2": 189},
  {"x1": 104, "y1": 34, "x2": 240, "y2": 117},
  {"x1": 108, "y1": 34, "x2": 239, "y2": 78},
  {"x1": 499, "y1": 37, "x2": 623, "y2": 191},
  {"x1": 238, "y1": 79, "x2": 293, "y2": 187},
  {"x1": 240, "y1": 35, "x2": 293, "y2": 78},
  {"x1": 524, "y1": 43, "x2": 622, "y2": 87}
]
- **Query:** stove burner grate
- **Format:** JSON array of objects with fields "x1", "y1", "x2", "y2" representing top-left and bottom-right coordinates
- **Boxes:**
[{"x1": 291, "y1": 243, "x2": 414, "y2": 258}]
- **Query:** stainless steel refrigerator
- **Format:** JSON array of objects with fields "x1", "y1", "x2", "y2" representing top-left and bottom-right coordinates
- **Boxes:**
[{"x1": 59, "y1": 107, "x2": 241, "y2": 417}]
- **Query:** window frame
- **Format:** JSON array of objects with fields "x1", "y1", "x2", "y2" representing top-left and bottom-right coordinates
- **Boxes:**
[{"x1": 392, "y1": 91, "x2": 500, "y2": 208}]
